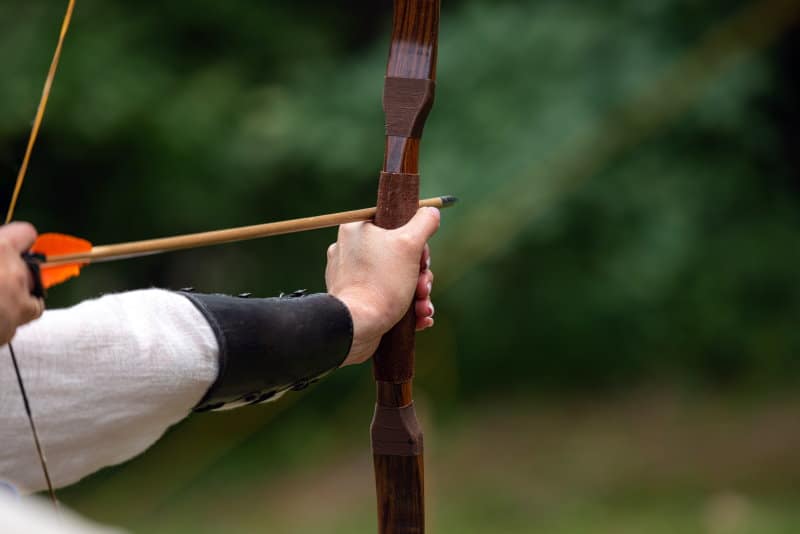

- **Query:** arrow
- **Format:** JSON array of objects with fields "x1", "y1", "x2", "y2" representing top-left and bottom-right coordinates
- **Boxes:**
[{"x1": 28, "y1": 195, "x2": 457, "y2": 289}]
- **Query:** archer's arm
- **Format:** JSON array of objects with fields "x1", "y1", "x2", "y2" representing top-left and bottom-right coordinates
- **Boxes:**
[
  {"x1": 0, "y1": 286, "x2": 357, "y2": 493},
  {"x1": 0, "y1": 207, "x2": 439, "y2": 494}
]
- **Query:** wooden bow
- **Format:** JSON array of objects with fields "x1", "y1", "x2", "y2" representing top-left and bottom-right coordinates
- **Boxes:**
[
  {"x1": 370, "y1": 1, "x2": 440, "y2": 532},
  {"x1": 8, "y1": 2, "x2": 443, "y2": 527}
]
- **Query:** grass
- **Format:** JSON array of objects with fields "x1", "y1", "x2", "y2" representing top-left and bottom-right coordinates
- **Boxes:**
[{"x1": 59, "y1": 389, "x2": 800, "y2": 533}]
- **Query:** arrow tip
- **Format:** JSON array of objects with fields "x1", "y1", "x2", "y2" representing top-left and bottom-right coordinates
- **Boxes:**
[{"x1": 439, "y1": 195, "x2": 458, "y2": 207}]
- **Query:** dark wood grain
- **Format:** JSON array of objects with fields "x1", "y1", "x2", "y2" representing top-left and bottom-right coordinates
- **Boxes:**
[
  {"x1": 374, "y1": 453, "x2": 425, "y2": 533},
  {"x1": 371, "y1": 1, "x2": 440, "y2": 533}
]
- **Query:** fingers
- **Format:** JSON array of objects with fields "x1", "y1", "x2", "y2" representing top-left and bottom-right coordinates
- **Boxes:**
[
  {"x1": 10, "y1": 257, "x2": 43, "y2": 323},
  {"x1": 329, "y1": 206, "x2": 440, "y2": 345},
  {"x1": 415, "y1": 314, "x2": 434, "y2": 331},
  {"x1": 416, "y1": 269, "x2": 433, "y2": 299},
  {"x1": 337, "y1": 220, "x2": 367, "y2": 243},
  {"x1": 9, "y1": 257, "x2": 44, "y2": 327},
  {"x1": 0, "y1": 222, "x2": 45, "y2": 339},
  {"x1": 403, "y1": 207, "x2": 440, "y2": 245},
  {"x1": 414, "y1": 269, "x2": 434, "y2": 331},
  {"x1": 415, "y1": 259, "x2": 434, "y2": 331},
  {"x1": 18, "y1": 296, "x2": 44, "y2": 325},
  {"x1": 416, "y1": 311, "x2": 434, "y2": 329},
  {"x1": 415, "y1": 298, "x2": 433, "y2": 319},
  {"x1": 420, "y1": 244, "x2": 430, "y2": 272},
  {"x1": 0, "y1": 222, "x2": 37, "y2": 252}
]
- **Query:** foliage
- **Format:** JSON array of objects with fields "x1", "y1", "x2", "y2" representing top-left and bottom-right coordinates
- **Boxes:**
[
  {"x1": 7, "y1": 0, "x2": 794, "y2": 397},
  {"x1": 2, "y1": 1, "x2": 797, "y2": 397}
]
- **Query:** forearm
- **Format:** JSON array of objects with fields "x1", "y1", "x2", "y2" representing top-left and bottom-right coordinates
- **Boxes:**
[
  {"x1": 182, "y1": 291, "x2": 352, "y2": 411},
  {"x1": 0, "y1": 288, "x2": 354, "y2": 494}
]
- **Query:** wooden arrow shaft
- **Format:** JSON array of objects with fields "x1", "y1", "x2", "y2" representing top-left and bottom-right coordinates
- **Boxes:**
[{"x1": 42, "y1": 196, "x2": 454, "y2": 267}]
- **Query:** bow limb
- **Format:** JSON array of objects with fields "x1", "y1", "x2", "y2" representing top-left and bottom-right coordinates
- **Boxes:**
[
  {"x1": 6, "y1": 0, "x2": 76, "y2": 224},
  {"x1": 370, "y1": 1, "x2": 440, "y2": 533}
]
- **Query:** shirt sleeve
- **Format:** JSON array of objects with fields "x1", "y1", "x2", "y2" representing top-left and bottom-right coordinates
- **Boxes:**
[
  {"x1": 0, "y1": 490, "x2": 123, "y2": 534},
  {"x1": 0, "y1": 289, "x2": 218, "y2": 493}
]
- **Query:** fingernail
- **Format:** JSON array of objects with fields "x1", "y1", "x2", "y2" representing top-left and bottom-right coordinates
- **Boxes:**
[
  {"x1": 426, "y1": 282, "x2": 432, "y2": 294},
  {"x1": 429, "y1": 303, "x2": 435, "y2": 317},
  {"x1": 426, "y1": 257, "x2": 431, "y2": 270}
]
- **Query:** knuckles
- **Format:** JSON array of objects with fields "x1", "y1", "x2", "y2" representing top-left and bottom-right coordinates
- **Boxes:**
[
  {"x1": 10, "y1": 260, "x2": 28, "y2": 289},
  {"x1": 0, "y1": 239, "x2": 13, "y2": 257},
  {"x1": 393, "y1": 231, "x2": 420, "y2": 255},
  {"x1": 338, "y1": 222, "x2": 362, "y2": 240}
]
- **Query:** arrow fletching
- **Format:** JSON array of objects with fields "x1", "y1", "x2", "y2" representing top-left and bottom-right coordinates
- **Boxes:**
[{"x1": 30, "y1": 233, "x2": 92, "y2": 288}]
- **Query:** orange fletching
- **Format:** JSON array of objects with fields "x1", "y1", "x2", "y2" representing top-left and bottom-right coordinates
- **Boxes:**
[
  {"x1": 30, "y1": 233, "x2": 92, "y2": 288},
  {"x1": 39, "y1": 265, "x2": 81, "y2": 289}
]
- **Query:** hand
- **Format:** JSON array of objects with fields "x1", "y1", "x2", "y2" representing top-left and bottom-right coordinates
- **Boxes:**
[
  {"x1": 0, "y1": 222, "x2": 45, "y2": 345},
  {"x1": 326, "y1": 207, "x2": 440, "y2": 366}
]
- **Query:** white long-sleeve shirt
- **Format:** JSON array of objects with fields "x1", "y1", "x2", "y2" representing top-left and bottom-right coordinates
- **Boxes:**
[
  {"x1": 0, "y1": 289, "x2": 219, "y2": 494},
  {"x1": 0, "y1": 287, "x2": 352, "y2": 533},
  {"x1": 0, "y1": 491, "x2": 121, "y2": 534}
]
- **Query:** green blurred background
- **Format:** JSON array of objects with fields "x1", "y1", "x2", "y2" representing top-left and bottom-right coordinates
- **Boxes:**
[{"x1": 2, "y1": 0, "x2": 800, "y2": 532}]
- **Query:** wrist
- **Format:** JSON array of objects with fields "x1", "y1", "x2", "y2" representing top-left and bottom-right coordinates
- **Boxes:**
[{"x1": 332, "y1": 290, "x2": 385, "y2": 366}]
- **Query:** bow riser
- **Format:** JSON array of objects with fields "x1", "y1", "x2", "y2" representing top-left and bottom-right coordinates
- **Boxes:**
[{"x1": 370, "y1": 1, "x2": 440, "y2": 533}]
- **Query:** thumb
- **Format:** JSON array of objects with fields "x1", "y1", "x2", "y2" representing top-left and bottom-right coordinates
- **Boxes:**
[
  {"x1": 0, "y1": 222, "x2": 37, "y2": 252},
  {"x1": 402, "y1": 207, "x2": 441, "y2": 243}
]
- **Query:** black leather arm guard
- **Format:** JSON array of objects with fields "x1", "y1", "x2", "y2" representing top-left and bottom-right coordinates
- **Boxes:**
[{"x1": 180, "y1": 291, "x2": 353, "y2": 412}]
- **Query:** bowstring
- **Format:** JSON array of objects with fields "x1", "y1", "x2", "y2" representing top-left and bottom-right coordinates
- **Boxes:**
[
  {"x1": 5, "y1": 0, "x2": 77, "y2": 509},
  {"x1": 8, "y1": 343, "x2": 58, "y2": 509},
  {"x1": 5, "y1": 0, "x2": 75, "y2": 223}
]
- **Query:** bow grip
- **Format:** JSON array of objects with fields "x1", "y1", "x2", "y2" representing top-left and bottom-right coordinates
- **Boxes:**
[
  {"x1": 372, "y1": 171, "x2": 420, "y2": 383},
  {"x1": 22, "y1": 252, "x2": 46, "y2": 299}
]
